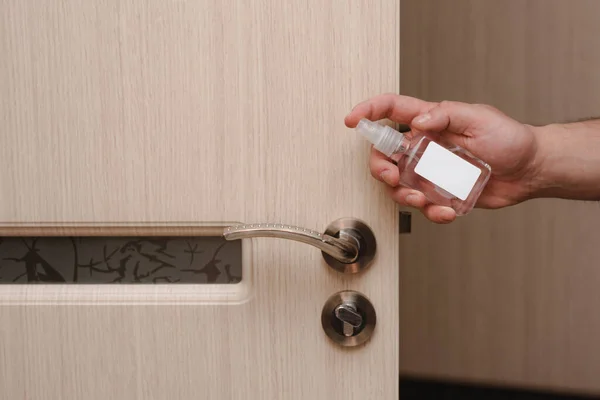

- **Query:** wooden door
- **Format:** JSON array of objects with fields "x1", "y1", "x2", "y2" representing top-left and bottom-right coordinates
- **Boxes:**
[
  {"x1": 400, "y1": 0, "x2": 600, "y2": 396},
  {"x1": 0, "y1": 1, "x2": 400, "y2": 399}
]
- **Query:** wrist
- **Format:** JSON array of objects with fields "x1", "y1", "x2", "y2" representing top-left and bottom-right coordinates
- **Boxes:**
[
  {"x1": 520, "y1": 123, "x2": 558, "y2": 200},
  {"x1": 533, "y1": 119, "x2": 600, "y2": 201}
]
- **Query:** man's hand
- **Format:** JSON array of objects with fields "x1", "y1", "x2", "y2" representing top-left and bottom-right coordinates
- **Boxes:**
[{"x1": 345, "y1": 94, "x2": 541, "y2": 223}]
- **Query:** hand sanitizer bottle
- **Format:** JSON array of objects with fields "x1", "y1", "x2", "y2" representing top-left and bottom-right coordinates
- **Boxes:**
[{"x1": 355, "y1": 118, "x2": 491, "y2": 215}]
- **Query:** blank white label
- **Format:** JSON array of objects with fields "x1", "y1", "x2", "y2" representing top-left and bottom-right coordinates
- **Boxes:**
[{"x1": 414, "y1": 142, "x2": 482, "y2": 201}]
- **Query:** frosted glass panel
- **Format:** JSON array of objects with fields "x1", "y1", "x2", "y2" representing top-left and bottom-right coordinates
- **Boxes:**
[{"x1": 0, "y1": 236, "x2": 242, "y2": 284}]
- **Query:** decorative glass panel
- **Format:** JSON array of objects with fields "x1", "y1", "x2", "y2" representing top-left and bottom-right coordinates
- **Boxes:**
[{"x1": 0, "y1": 236, "x2": 242, "y2": 284}]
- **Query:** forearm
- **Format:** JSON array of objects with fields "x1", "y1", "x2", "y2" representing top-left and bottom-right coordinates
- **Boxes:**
[{"x1": 529, "y1": 119, "x2": 600, "y2": 200}]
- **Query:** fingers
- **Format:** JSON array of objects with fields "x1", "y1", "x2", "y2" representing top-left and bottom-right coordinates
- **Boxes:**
[
  {"x1": 370, "y1": 147, "x2": 457, "y2": 224},
  {"x1": 387, "y1": 186, "x2": 429, "y2": 208},
  {"x1": 422, "y1": 204, "x2": 457, "y2": 224},
  {"x1": 369, "y1": 147, "x2": 400, "y2": 186},
  {"x1": 345, "y1": 93, "x2": 436, "y2": 128},
  {"x1": 385, "y1": 186, "x2": 457, "y2": 224},
  {"x1": 410, "y1": 100, "x2": 495, "y2": 136}
]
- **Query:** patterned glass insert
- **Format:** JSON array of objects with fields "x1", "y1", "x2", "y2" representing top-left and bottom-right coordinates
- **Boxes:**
[{"x1": 0, "y1": 236, "x2": 242, "y2": 284}]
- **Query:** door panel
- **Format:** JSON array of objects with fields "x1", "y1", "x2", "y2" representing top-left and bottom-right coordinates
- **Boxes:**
[
  {"x1": 400, "y1": 0, "x2": 600, "y2": 395},
  {"x1": 0, "y1": 1, "x2": 399, "y2": 398}
]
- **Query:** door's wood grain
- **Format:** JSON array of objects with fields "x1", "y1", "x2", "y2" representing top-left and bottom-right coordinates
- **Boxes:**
[
  {"x1": 400, "y1": 0, "x2": 600, "y2": 395},
  {"x1": 0, "y1": 1, "x2": 399, "y2": 399}
]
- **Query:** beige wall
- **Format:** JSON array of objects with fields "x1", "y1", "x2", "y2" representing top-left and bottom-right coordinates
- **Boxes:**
[
  {"x1": 401, "y1": 0, "x2": 600, "y2": 124},
  {"x1": 400, "y1": 0, "x2": 600, "y2": 395}
]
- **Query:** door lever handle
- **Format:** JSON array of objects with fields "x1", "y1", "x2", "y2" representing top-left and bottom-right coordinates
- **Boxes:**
[
  {"x1": 224, "y1": 224, "x2": 359, "y2": 263},
  {"x1": 223, "y1": 218, "x2": 376, "y2": 274}
]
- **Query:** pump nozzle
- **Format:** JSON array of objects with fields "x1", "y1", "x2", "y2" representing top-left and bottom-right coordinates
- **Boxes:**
[{"x1": 355, "y1": 119, "x2": 410, "y2": 157}]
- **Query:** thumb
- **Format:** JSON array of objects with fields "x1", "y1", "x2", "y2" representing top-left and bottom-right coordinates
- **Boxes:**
[{"x1": 411, "y1": 101, "x2": 480, "y2": 135}]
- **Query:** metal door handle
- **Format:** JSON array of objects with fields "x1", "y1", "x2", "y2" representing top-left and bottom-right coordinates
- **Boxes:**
[
  {"x1": 224, "y1": 224, "x2": 358, "y2": 263},
  {"x1": 223, "y1": 218, "x2": 376, "y2": 274}
]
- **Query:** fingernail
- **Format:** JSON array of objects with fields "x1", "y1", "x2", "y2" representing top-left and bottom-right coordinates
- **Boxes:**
[
  {"x1": 380, "y1": 170, "x2": 396, "y2": 186},
  {"x1": 405, "y1": 194, "x2": 419, "y2": 205},
  {"x1": 413, "y1": 113, "x2": 431, "y2": 125},
  {"x1": 440, "y1": 208, "x2": 455, "y2": 222}
]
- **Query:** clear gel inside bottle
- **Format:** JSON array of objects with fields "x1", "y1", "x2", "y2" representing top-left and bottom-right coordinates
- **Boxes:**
[{"x1": 356, "y1": 118, "x2": 492, "y2": 216}]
